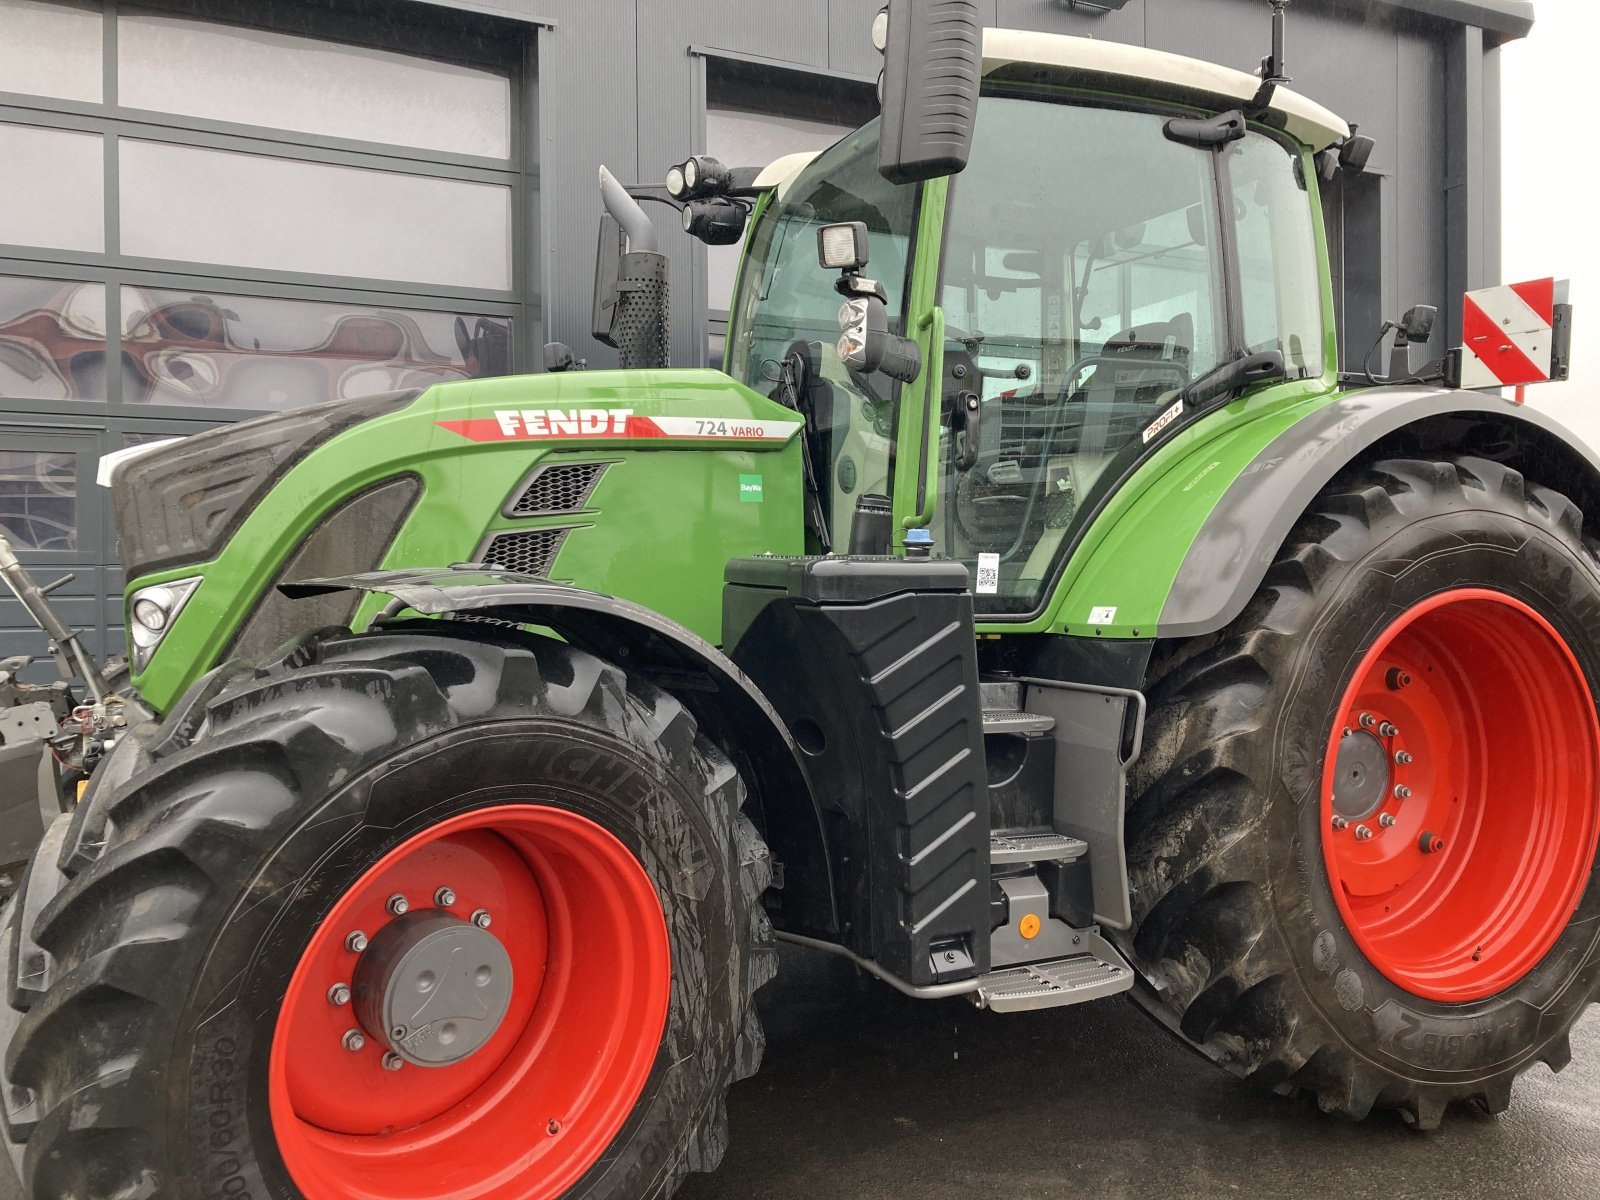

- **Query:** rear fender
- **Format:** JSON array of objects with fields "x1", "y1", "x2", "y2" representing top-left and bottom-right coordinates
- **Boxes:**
[
  {"x1": 1159, "y1": 387, "x2": 1600, "y2": 637},
  {"x1": 280, "y1": 568, "x2": 838, "y2": 937}
]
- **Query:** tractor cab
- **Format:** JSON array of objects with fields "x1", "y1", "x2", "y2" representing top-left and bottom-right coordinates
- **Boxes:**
[{"x1": 726, "y1": 30, "x2": 1345, "y2": 622}]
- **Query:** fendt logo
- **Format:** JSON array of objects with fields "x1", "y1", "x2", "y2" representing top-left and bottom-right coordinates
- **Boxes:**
[
  {"x1": 494, "y1": 408, "x2": 633, "y2": 437},
  {"x1": 436, "y1": 408, "x2": 806, "y2": 444}
]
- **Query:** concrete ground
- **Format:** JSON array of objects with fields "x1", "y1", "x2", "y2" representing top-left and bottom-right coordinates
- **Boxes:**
[
  {"x1": 681, "y1": 946, "x2": 1600, "y2": 1200},
  {"x1": 1, "y1": 944, "x2": 1593, "y2": 1198}
]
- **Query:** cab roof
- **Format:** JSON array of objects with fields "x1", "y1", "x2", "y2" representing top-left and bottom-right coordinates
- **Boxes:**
[{"x1": 982, "y1": 28, "x2": 1351, "y2": 152}]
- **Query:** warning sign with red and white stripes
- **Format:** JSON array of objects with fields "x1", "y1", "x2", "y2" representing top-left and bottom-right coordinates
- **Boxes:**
[{"x1": 1459, "y1": 277, "x2": 1569, "y2": 388}]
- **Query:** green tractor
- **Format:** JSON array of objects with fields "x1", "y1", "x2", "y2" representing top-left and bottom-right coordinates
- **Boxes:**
[{"x1": 1, "y1": 3, "x2": 1596, "y2": 1197}]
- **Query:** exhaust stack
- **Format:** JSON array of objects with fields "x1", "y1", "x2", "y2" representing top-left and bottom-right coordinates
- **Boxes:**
[{"x1": 595, "y1": 165, "x2": 670, "y2": 370}]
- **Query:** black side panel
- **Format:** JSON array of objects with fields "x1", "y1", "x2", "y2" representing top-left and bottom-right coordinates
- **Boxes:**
[
  {"x1": 113, "y1": 389, "x2": 419, "y2": 579},
  {"x1": 724, "y1": 556, "x2": 989, "y2": 986},
  {"x1": 225, "y1": 476, "x2": 421, "y2": 663}
]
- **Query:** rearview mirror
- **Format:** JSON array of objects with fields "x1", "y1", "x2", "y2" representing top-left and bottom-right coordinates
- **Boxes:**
[{"x1": 876, "y1": 0, "x2": 983, "y2": 184}]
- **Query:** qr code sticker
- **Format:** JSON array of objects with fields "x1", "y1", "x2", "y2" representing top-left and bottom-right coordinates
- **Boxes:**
[{"x1": 976, "y1": 553, "x2": 1000, "y2": 594}]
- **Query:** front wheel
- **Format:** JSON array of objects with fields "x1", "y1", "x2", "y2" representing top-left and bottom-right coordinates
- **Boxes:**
[
  {"x1": 1122, "y1": 455, "x2": 1600, "y2": 1127},
  {"x1": 0, "y1": 628, "x2": 776, "y2": 1198}
]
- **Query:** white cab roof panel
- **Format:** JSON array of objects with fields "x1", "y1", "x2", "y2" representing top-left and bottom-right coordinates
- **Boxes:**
[{"x1": 982, "y1": 28, "x2": 1350, "y2": 151}]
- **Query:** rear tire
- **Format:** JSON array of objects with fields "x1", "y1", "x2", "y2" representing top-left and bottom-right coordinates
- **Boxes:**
[
  {"x1": 1121, "y1": 455, "x2": 1600, "y2": 1128},
  {"x1": 0, "y1": 626, "x2": 776, "y2": 1198}
]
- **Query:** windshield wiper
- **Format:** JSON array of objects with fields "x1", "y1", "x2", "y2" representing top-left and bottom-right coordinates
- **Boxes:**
[{"x1": 1182, "y1": 350, "x2": 1286, "y2": 410}]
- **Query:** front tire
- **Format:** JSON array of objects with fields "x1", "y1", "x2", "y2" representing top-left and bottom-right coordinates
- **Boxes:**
[
  {"x1": 0, "y1": 627, "x2": 776, "y2": 1198},
  {"x1": 1122, "y1": 456, "x2": 1600, "y2": 1127}
]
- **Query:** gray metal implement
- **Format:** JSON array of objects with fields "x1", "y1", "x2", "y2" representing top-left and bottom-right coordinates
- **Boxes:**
[
  {"x1": 989, "y1": 830, "x2": 1087, "y2": 865},
  {"x1": 972, "y1": 950, "x2": 1134, "y2": 1012},
  {"x1": 981, "y1": 709, "x2": 1056, "y2": 735}
]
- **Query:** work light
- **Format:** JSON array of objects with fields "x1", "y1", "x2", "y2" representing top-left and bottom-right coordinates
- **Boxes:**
[{"x1": 817, "y1": 222, "x2": 870, "y2": 272}]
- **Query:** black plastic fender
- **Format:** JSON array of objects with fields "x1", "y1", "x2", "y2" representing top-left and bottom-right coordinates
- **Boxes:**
[
  {"x1": 1159, "y1": 386, "x2": 1600, "y2": 637},
  {"x1": 280, "y1": 567, "x2": 839, "y2": 936}
]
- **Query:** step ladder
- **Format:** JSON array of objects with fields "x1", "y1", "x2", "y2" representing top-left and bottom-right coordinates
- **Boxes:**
[
  {"x1": 989, "y1": 829, "x2": 1087, "y2": 865},
  {"x1": 981, "y1": 708, "x2": 1056, "y2": 735},
  {"x1": 971, "y1": 933, "x2": 1135, "y2": 1012}
]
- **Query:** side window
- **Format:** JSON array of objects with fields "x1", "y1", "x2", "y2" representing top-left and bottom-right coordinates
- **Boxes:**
[{"x1": 1229, "y1": 136, "x2": 1326, "y2": 378}]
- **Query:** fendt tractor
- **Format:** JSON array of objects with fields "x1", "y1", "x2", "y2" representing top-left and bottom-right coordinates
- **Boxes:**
[{"x1": 0, "y1": 2, "x2": 1595, "y2": 1197}]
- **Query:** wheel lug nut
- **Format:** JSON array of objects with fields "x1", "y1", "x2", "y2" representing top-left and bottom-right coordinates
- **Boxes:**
[
  {"x1": 472, "y1": 908, "x2": 492, "y2": 929},
  {"x1": 1394, "y1": 785, "x2": 1412, "y2": 799},
  {"x1": 1395, "y1": 750, "x2": 1413, "y2": 765},
  {"x1": 1331, "y1": 816, "x2": 1349, "y2": 831},
  {"x1": 434, "y1": 887, "x2": 457, "y2": 908},
  {"x1": 382, "y1": 1052, "x2": 405, "y2": 1072},
  {"x1": 327, "y1": 983, "x2": 352, "y2": 1007},
  {"x1": 345, "y1": 930, "x2": 368, "y2": 954},
  {"x1": 1380, "y1": 813, "x2": 1397, "y2": 828},
  {"x1": 1386, "y1": 669, "x2": 1412, "y2": 690},
  {"x1": 1359, "y1": 713, "x2": 1376, "y2": 728},
  {"x1": 341, "y1": 1029, "x2": 366, "y2": 1052},
  {"x1": 387, "y1": 893, "x2": 410, "y2": 916},
  {"x1": 1379, "y1": 722, "x2": 1400, "y2": 738},
  {"x1": 1355, "y1": 825, "x2": 1374, "y2": 841},
  {"x1": 1420, "y1": 832, "x2": 1446, "y2": 854}
]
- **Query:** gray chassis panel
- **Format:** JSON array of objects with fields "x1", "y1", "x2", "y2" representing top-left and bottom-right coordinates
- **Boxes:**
[{"x1": 1158, "y1": 386, "x2": 1600, "y2": 639}]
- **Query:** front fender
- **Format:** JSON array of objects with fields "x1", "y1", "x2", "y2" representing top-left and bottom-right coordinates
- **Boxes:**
[{"x1": 282, "y1": 567, "x2": 839, "y2": 937}]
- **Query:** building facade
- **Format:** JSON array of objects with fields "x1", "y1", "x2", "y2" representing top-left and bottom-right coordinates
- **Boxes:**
[{"x1": 0, "y1": 0, "x2": 1532, "y2": 671}]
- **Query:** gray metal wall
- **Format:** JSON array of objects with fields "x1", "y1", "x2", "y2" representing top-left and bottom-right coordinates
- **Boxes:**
[{"x1": 421, "y1": 0, "x2": 1521, "y2": 369}]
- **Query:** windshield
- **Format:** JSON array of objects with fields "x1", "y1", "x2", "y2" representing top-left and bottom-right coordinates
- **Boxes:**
[
  {"x1": 728, "y1": 120, "x2": 919, "y2": 549},
  {"x1": 934, "y1": 94, "x2": 1325, "y2": 615}
]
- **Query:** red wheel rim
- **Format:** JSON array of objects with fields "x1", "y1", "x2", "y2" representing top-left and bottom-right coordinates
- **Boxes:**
[
  {"x1": 1321, "y1": 588, "x2": 1600, "y2": 1002},
  {"x1": 269, "y1": 806, "x2": 671, "y2": 1199}
]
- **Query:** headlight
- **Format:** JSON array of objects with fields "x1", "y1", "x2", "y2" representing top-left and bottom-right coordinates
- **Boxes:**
[{"x1": 128, "y1": 577, "x2": 201, "y2": 672}]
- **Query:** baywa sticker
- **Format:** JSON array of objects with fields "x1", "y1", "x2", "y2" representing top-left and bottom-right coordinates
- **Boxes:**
[
  {"x1": 1141, "y1": 398, "x2": 1184, "y2": 445},
  {"x1": 739, "y1": 474, "x2": 764, "y2": 503}
]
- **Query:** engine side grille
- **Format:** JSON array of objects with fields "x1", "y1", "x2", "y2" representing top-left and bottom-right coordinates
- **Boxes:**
[
  {"x1": 477, "y1": 528, "x2": 572, "y2": 577},
  {"x1": 506, "y1": 462, "x2": 608, "y2": 516}
]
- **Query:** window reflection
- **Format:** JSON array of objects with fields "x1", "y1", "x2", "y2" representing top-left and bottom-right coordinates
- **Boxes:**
[
  {"x1": 120, "y1": 140, "x2": 512, "y2": 291},
  {"x1": 119, "y1": 287, "x2": 512, "y2": 410},
  {"x1": 0, "y1": 276, "x2": 108, "y2": 401},
  {"x1": 0, "y1": 123, "x2": 105, "y2": 253},
  {"x1": 0, "y1": 0, "x2": 102, "y2": 104},
  {"x1": 0, "y1": 450, "x2": 77, "y2": 552},
  {"x1": 119, "y1": 9, "x2": 511, "y2": 159}
]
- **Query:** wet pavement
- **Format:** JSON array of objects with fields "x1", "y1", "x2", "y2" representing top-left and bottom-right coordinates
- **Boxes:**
[
  {"x1": 681, "y1": 945, "x2": 1600, "y2": 1200},
  {"x1": 0, "y1": 943, "x2": 1592, "y2": 1198}
]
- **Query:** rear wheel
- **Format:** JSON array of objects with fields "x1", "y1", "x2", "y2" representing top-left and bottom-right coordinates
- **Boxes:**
[
  {"x1": 0, "y1": 627, "x2": 775, "y2": 1198},
  {"x1": 1122, "y1": 456, "x2": 1600, "y2": 1127}
]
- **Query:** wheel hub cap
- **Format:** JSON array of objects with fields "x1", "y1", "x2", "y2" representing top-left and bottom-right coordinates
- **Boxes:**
[
  {"x1": 1330, "y1": 730, "x2": 1391, "y2": 821},
  {"x1": 353, "y1": 910, "x2": 515, "y2": 1067}
]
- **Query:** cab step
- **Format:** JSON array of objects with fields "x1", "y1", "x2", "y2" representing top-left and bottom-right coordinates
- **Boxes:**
[
  {"x1": 989, "y1": 829, "x2": 1087, "y2": 865},
  {"x1": 982, "y1": 709, "x2": 1056, "y2": 735},
  {"x1": 971, "y1": 937, "x2": 1135, "y2": 1012}
]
